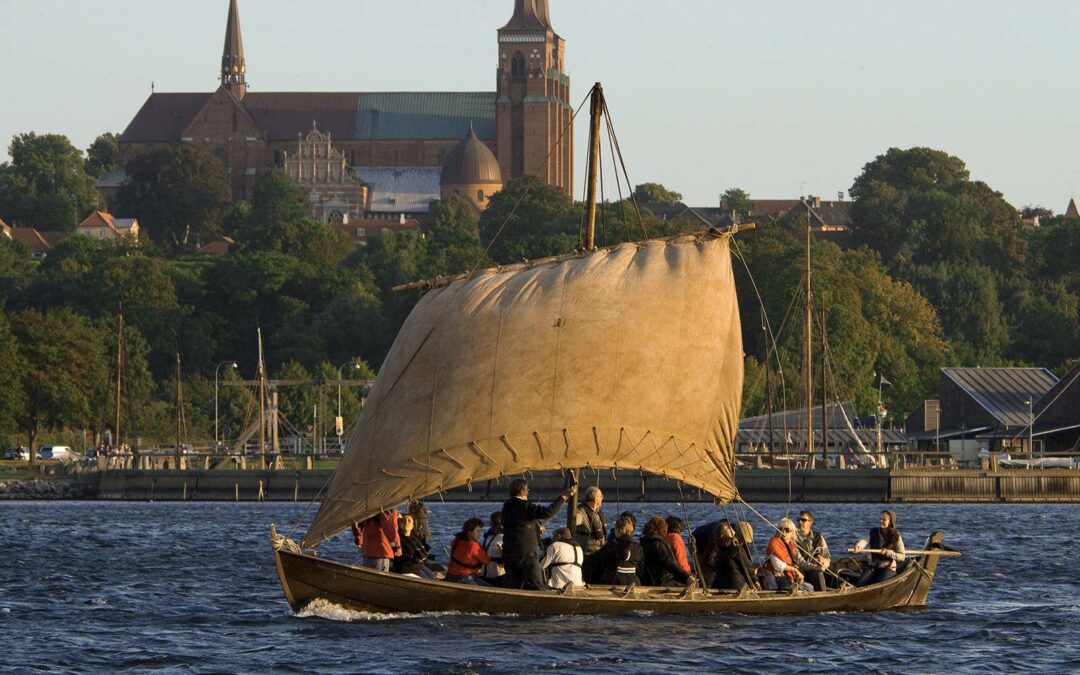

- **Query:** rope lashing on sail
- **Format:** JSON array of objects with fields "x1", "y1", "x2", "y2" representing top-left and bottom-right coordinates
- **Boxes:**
[{"x1": 499, "y1": 435, "x2": 520, "y2": 463}]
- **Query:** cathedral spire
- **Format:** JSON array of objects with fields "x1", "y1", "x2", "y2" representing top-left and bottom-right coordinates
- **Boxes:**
[
  {"x1": 502, "y1": 0, "x2": 552, "y2": 31},
  {"x1": 221, "y1": 0, "x2": 247, "y2": 99}
]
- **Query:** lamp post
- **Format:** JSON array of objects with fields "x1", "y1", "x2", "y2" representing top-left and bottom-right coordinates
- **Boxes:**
[
  {"x1": 934, "y1": 402, "x2": 941, "y2": 458},
  {"x1": 336, "y1": 361, "x2": 360, "y2": 437},
  {"x1": 1026, "y1": 397, "x2": 1035, "y2": 458},
  {"x1": 214, "y1": 361, "x2": 238, "y2": 452}
]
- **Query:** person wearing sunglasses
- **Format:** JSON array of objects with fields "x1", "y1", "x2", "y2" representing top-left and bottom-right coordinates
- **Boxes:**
[
  {"x1": 764, "y1": 518, "x2": 814, "y2": 592},
  {"x1": 794, "y1": 511, "x2": 831, "y2": 591}
]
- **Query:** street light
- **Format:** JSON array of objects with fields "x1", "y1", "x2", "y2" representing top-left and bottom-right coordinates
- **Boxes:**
[
  {"x1": 934, "y1": 402, "x2": 941, "y2": 459},
  {"x1": 1025, "y1": 397, "x2": 1035, "y2": 458},
  {"x1": 215, "y1": 360, "x2": 238, "y2": 452},
  {"x1": 337, "y1": 361, "x2": 361, "y2": 435}
]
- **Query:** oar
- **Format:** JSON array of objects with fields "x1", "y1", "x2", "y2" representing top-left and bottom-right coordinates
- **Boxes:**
[{"x1": 847, "y1": 548, "x2": 961, "y2": 557}]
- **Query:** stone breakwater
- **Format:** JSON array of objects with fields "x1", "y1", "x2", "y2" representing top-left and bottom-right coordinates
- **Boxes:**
[{"x1": 0, "y1": 479, "x2": 96, "y2": 500}]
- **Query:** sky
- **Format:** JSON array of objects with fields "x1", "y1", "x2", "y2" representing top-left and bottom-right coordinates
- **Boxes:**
[{"x1": 2, "y1": 0, "x2": 1079, "y2": 211}]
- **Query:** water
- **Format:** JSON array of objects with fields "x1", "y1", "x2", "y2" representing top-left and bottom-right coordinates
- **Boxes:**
[{"x1": 2, "y1": 500, "x2": 1078, "y2": 674}]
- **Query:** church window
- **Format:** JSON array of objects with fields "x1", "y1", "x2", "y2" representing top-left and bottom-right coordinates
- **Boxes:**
[
  {"x1": 511, "y1": 52, "x2": 525, "y2": 81},
  {"x1": 232, "y1": 109, "x2": 238, "y2": 132},
  {"x1": 477, "y1": 190, "x2": 485, "y2": 202},
  {"x1": 328, "y1": 210, "x2": 343, "y2": 223}
]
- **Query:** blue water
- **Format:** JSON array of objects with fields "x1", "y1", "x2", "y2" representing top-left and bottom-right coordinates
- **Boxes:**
[{"x1": 1, "y1": 500, "x2": 1078, "y2": 674}]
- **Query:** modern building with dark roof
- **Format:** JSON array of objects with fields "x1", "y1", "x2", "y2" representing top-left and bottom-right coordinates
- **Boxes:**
[
  {"x1": 937, "y1": 367, "x2": 1059, "y2": 454},
  {"x1": 118, "y1": 0, "x2": 572, "y2": 215}
]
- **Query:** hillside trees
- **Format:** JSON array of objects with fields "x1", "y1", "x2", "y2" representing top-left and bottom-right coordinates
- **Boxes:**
[
  {"x1": 0, "y1": 133, "x2": 99, "y2": 229},
  {"x1": 117, "y1": 144, "x2": 230, "y2": 252}
]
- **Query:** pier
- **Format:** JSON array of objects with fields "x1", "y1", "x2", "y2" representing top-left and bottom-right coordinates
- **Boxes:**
[{"x1": 31, "y1": 466, "x2": 1080, "y2": 503}]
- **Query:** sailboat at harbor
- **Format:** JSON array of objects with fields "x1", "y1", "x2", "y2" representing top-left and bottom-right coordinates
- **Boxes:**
[{"x1": 270, "y1": 83, "x2": 956, "y2": 615}]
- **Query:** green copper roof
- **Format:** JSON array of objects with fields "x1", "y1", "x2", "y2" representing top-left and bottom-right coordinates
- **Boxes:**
[{"x1": 355, "y1": 92, "x2": 496, "y2": 141}]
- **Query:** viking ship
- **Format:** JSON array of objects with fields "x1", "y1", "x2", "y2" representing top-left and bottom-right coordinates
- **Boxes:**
[{"x1": 271, "y1": 84, "x2": 956, "y2": 615}]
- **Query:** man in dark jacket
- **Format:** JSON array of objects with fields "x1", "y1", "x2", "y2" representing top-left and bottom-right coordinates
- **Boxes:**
[{"x1": 501, "y1": 478, "x2": 575, "y2": 590}]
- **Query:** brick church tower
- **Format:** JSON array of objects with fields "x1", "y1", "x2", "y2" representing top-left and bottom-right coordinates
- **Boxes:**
[
  {"x1": 220, "y1": 0, "x2": 247, "y2": 100},
  {"x1": 496, "y1": 0, "x2": 573, "y2": 195}
]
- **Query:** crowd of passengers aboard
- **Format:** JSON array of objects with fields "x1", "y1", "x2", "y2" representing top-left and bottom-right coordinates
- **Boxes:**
[{"x1": 350, "y1": 478, "x2": 907, "y2": 592}]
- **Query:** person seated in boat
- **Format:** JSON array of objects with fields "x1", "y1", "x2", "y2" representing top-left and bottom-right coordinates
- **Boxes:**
[
  {"x1": 408, "y1": 499, "x2": 432, "y2": 546},
  {"x1": 446, "y1": 517, "x2": 493, "y2": 586},
  {"x1": 591, "y1": 515, "x2": 643, "y2": 586},
  {"x1": 853, "y1": 510, "x2": 906, "y2": 586},
  {"x1": 707, "y1": 520, "x2": 759, "y2": 592},
  {"x1": 394, "y1": 513, "x2": 438, "y2": 580},
  {"x1": 481, "y1": 511, "x2": 505, "y2": 586},
  {"x1": 350, "y1": 508, "x2": 401, "y2": 573},
  {"x1": 501, "y1": 478, "x2": 576, "y2": 591},
  {"x1": 664, "y1": 516, "x2": 692, "y2": 577},
  {"x1": 764, "y1": 518, "x2": 813, "y2": 592},
  {"x1": 609, "y1": 510, "x2": 637, "y2": 543},
  {"x1": 640, "y1": 516, "x2": 692, "y2": 587},
  {"x1": 793, "y1": 510, "x2": 831, "y2": 592},
  {"x1": 573, "y1": 486, "x2": 607, "y2": 555},
  {"x1": 540, "y1": 527, "x2": 585, "y2": 590}
]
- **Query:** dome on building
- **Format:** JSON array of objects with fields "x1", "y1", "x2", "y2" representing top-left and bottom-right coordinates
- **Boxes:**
[{"x1": 441, "y1": 124, "x2": 503, "y2": 186}]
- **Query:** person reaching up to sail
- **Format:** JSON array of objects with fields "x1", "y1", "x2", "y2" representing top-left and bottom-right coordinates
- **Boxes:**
[
  {"x1": 573, "y1": 487, "x2": 607, "y2": 555},
  {"x1": 501, "y1": 478, "x2": 575, "y2": 591}
]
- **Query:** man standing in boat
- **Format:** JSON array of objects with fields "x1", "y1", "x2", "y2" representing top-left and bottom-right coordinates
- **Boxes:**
[{"x1": 501, "y1": 478, "x2": 576, "y2": 590}]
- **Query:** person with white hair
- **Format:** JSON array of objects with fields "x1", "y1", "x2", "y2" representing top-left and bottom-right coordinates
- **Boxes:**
[{"x1": 764, "y1": 518, "x2": 813, "y2": 592}]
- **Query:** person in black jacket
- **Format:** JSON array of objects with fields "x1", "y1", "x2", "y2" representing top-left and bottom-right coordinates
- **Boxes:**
[
  {"x1": 393, "y1": 513, "x2": 437, "y2": 579},
  {"x1": 500, "y1": 478, "x2": 575, "y2": 590},
  {"x1": 707, "y1": 520, "x2": 758, "y2": 591},
  {"x1": 639, "y1": 516, "x2": 691, "y2": 587},
  {"x1": 590, "y1": 515, "x2": 643, "y2": 586}
]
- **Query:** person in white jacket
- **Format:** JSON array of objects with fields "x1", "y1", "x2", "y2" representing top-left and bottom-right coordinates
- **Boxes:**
[{"x1": 540, "y1": 527, "x2": 584, "y2": 590}]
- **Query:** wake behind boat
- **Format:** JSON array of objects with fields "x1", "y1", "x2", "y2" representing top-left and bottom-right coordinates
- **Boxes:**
[{"x1": 270, "y1": 83, "x2": 958, "y2": 616}]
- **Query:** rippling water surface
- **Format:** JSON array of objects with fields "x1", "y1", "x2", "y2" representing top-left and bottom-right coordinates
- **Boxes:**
[{"x1": 2, "y1": 500, "x2": 1078, "y2": 673}]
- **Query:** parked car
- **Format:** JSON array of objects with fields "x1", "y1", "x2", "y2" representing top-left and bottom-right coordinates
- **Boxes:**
[
  {"x1": 3, "y1": 446, "x2": 30, "y2": 461},
  {"x1": 36, "y1": 445, "x2": 75, "y2": 461}
]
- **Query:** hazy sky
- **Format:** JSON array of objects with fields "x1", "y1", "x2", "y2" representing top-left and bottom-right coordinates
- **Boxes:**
[{"x1": 2, "y1": 0, "x2": 1079, "y2": 211}]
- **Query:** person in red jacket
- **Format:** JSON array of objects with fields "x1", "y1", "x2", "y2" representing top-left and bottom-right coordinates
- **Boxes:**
[
  {"x1": 446, "y1": 517, "x2": 492, "y2": 585},
  {"x1": 764, "y1": 518, "x2": 813, "y2": 592},
  {"x1": 665, "y1": 516, "x2": 692, "y2": 576},
  {"x1": 351, "y1": 509, "x2": 401, "y2": 573}
]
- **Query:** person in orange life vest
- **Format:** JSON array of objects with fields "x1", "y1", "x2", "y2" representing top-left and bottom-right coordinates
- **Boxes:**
[
  {"x1": 764, "y1": 518, "x2": 813, "y2": 592},
  {"x1": 351, "y1": 509, "x2": 401, "y2": 573},
  {"x1": 446, "y1": 517, "x2": 493, "y2": 586},
  {"x1": 664, "y1": 516, "x2": 692, "y2": 576}
]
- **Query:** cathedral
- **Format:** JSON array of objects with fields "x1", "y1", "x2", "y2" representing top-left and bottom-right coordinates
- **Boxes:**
[{"x1": 116, "y1": 0, "x2": 573, "y2": 221}]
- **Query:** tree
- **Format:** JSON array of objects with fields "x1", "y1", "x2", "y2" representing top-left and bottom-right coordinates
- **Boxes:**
[
  {"x1": 422, "y1": 196, "x2": 488, "y2": 277},
  {"x1": 0, "y1": 235, "x2": 34, "y2": 307},
  {"x1": 479, "y1": 176, "x2": 578, "y2": 263},
  {"x1": 85, "y1": 133, "x2": 119, "y2": 178},
  {"x1": 722, "y1": 187, "x2": 755, "y2": 216},
  {"x1": 633, "y1": 182, "x2": 682, "y2": 205},
  {"x1": 10, "y1": 308, "x2": 111, "y2": 456},
  {"x1": 0, "y1": 310, "x2": 27, "y2": 436},
  {"x1": 234, "y1": 170, "x2": 309, "y2": 252},
  {"x1": 0, "y1": 132, "x2": 99, "y2": 229},
  {"x1": 117, "y1": 144, "x2": 230, "y2": 252}
]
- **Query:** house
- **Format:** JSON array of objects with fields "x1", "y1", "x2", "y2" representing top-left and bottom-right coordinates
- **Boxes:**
[
  {"x1": 195, "y1": 235, "x2": 235, "y2": 257},
  {"x1": 936, "y1": 367, "x2": 1059, "y2": 457},
  {"x1": 1030, "y1": 361, "x2": 1080, "y2": 453},
  {"x1": 330, "y1": 215, "x2": 421, "y2": 247},
  {"x1": 75, "y1": 211, "x2": 140, "y2": 245},
  {"x1": 6, "y1": 227, "x2": 66, "y2": 258}
]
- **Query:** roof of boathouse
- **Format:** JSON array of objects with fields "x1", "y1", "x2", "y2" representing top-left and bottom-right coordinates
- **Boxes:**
[{"x1": 942, "y1": 367, "x2": 1059, "y2": 428}]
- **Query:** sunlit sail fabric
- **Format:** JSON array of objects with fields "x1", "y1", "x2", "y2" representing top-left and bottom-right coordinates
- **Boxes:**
[{"x1": 303, "y1": 233, "x2": 743, "y2": 547}]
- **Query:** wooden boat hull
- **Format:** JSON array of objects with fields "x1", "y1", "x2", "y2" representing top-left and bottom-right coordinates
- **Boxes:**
[{"x1": 273, "y1": 531, "x2": 947, "y2": 616}]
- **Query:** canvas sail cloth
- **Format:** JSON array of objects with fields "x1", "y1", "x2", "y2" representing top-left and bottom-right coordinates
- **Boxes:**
[{"x1": 303, "y1": 233, "x2": 743, "y2": 547}]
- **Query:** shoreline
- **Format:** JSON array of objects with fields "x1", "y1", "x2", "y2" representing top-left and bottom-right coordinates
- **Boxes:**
[{"x1": 4, "y1": 467, "x2": 1080, "y2": 503}]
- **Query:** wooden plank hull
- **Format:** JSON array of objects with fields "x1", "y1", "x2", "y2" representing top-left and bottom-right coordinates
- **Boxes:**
[{"x1": 273, "y1": 531, "x2": 947, "y2": 616}]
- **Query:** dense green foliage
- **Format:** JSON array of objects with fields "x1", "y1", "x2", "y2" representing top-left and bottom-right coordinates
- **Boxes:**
[{"x1": 2, "y1": 131, "x2": 1078, "y2": 450}]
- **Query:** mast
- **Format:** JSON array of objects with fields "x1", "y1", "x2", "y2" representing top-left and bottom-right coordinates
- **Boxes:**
[
  {"x1": 114, "y1": 304, "x2": 124, "y2": 452},
  {"x1": 568, "y1": 82, "x2": 604, "y2": 530},
  {"x1": 804, "y1": 199, "x2": 814, "y2": 464},
  {"x1": 175, "y1": 353, "x2": 182, "y2": 469},
  {"x1": 257, "y1": 328, "x2": 266, "y2": 463},
  {"x1": 820, "y1": 302, "x2": 828, "y2": 468}
]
